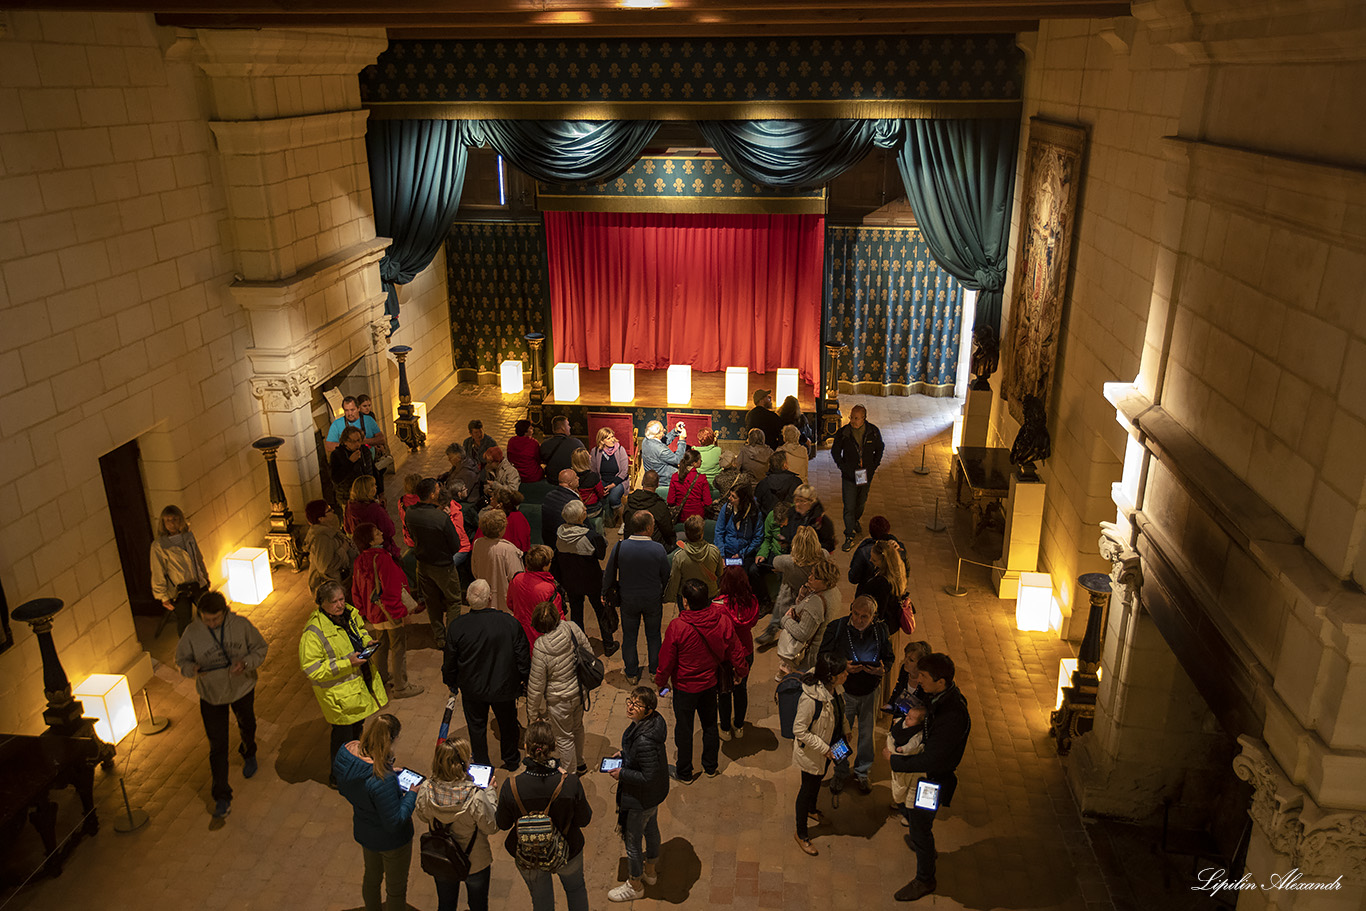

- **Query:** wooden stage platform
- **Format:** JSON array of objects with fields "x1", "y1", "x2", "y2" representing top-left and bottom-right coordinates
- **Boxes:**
[
  {"x1": 545, "y1": 368, "x2": 817, "y2": 411},
  {"x1": 536, "y1": 368, "x2": 820, "y2": 444}
]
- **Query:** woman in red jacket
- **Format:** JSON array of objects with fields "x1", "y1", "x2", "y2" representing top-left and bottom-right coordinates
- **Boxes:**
[
  {"x1": 506, "y1": 419, "x2": 544, "y2": 484},
  {"x1": 667, "y1": 450, "x2": 713, "y2": 522},
  {"x1": 351, "y1": 523, "x2": 423, "y2": 699},
  {"x1": 506, "y1": 545, "x2": 564, "y2": 649},
  {"x1": 713, "y1": 566, "x2": 761, "y2": 741}
]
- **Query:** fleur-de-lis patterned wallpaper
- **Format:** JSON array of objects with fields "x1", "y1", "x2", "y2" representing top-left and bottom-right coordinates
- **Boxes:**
[
  {"x1": 361, "y1": 36, "x2": 1023, "y2": 119},
  {"x1": 446, "y1": 222, "x2": 552, "y2": 382},
  {"x1": 825, "y1": 226, "x2": 963, "y2": 396},
  {"x1": 538, "y1": 155, "x2": 825, "y2": 213}
]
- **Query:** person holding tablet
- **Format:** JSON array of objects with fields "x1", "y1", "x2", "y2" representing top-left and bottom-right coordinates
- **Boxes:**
[
  {"x1": 335, "y1": 713, "x2": 417, "y2": 911},
  {"x1": 415, "y1": 738, "x2": 499, "y2": 911},
  {"x1": 888, "y1": 652, "x2": 971, "y2": 902},
  {"x1": 791, "y1": 653, "x2": 848, "y2": 857},
  {"x1": 605, "y1": 686, "x2": 669, "y2": 902}
]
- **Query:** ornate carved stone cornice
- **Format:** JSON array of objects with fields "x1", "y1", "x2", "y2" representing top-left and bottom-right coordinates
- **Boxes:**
[
  {"x1": 1233, "y1": 736, "x2": 1366, "y2": 884},
  {"x1": 250, "y1": 365, "x2": 319, "y2": 413}
]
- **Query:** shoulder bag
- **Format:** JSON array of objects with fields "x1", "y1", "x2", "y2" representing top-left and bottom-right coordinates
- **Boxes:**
[{"x1": 420, "y1": 817, "x2": 478, "y2": 882}]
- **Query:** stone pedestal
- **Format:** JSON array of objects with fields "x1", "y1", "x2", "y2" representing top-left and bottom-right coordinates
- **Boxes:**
[
  {"x1": 993, "y1": 470, "x2": 1046, "y2": 598},
  {"x1": 961, "y1": 387, "x2": 993, "y2": 450}
]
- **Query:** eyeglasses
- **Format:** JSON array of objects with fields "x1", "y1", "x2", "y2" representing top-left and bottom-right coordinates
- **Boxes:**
[{"x1": 626, "y1": 698, "x2": 643, "y2": 709}]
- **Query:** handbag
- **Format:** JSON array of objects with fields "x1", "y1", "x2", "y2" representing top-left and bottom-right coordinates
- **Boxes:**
[
  {"x1": 693, "y1": 624, "x2": 736, "y2": 695},
  {"x1": 897, "y1": 592, "x2": 917, "y2": 635},
  {"x1": 571, "y1": 628, "x2": 605, "y2": 706},
  {"x1": 419, "y1": 818, "x2": 478, "y2": 882},
  {"x1": 603, "y1": 542, "x2": 623, "y2": 611},
  {"x1": 369, "y1": 555, "x2": 408, "y2": 623}
]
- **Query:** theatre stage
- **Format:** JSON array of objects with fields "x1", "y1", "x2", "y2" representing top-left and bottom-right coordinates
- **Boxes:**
[{"x1": 537, "y1": 367, "x2": 819, "y2": 445}]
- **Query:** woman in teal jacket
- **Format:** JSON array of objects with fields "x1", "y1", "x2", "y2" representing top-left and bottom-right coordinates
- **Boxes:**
[
  {"x1": 713, "y1": 483, "x2": 764, "y2": 566},
  {"x1": 336, "y1": 713, "x2": 417, "y2": 911},
  {"x1": 299, "y1": 580, "x2": 389, "y2": 771}
]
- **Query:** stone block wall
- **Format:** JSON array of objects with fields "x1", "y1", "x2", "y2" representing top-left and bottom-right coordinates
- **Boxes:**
[{"x1": 0, "y1": 11, "x2": 266, "y2": 731}]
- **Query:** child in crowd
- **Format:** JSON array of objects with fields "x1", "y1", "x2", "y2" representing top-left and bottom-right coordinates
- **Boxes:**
[
  {"x1": 887, "y1": 697, "x2": 927, "y2": 822},
  {"x1": 885, "y1": 640, "x2": 933, "y2": 715}
]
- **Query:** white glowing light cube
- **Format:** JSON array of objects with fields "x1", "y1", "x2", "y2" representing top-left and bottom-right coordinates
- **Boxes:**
[
  {"x1": 553, "y1": 362, "x2": 580, "y2": 402},
  {"x1": 1015, "y1": 571, "x2": 1052, "y2": 632},
  {"x1": 224, "y1": 547, "x2": 273, "y2": 605},
  {"x1": 411, "y1": 401, "x2": 428, "y2": 434},
  {"x1": 1055, "y1": 657, "x2": 1078, "y2": 710},
  {"x1": 725, "y1": 367, "x2": 748, "y2": 407},
  {"x1": 500, "y1": 359, "x2": 524, "y2": 394},
  {"x1": 74, "y1": 674, "x2": 136, "y2": 744},
  {"x1": 667, "y1": 364, "x2": 691, "y2": 404},
  {"x1": 775, "y1": 368, "x2": 798, "y2": 406},
  {"x1": 951, "y1": 413, "x2": 964, "y2": 454},
  {"x1": 610, "y1": 364, "x2": 635, "y2": 403}
]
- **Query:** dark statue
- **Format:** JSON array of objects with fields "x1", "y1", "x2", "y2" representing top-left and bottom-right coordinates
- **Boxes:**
[
  {"x1": 1010, "y1": 394, "x2": 1051, "y2": 480},
  {"x1": 970, "y1": 326, "x2": 1000, "y2": 391}
]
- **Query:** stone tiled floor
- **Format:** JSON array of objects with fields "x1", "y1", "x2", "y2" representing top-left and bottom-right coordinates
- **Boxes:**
[{"x1": 4, "y1": 388, "x2": 1122, "y2": 911}]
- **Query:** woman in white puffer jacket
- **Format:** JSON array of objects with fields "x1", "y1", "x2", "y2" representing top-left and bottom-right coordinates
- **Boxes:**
[{"x1": 526, "y1": 601, "x2": 590, "y2": 775}]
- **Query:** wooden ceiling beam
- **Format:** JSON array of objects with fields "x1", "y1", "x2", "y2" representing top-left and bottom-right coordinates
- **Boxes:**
[
  {"x1": 377, "y1": 21, "x2": 1045, "y2": 37},
  {"x1": 15, "y1": 0, "x2": 1126, "y2": 11}
]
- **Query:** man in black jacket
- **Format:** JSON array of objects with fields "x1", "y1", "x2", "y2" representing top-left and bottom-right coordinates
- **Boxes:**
[
  {"x1": 888, "y1": 652, "x2": 971, "y2": 902},
  {"x1": 328, "y1": 426, "x2": 374, "y2": 511},
  {"x1": 541, "y1": 469, "x2": 583, "y2": 549},
  {"x1": 623, "y1": 471, "x2": 675, "y2": 550},
  {"x1": 539, "y1": 415, "x2": 586, "y2": 481},
  {"x1": 819, "y1": 595, "x2": 894, "y2": 795},
  {"x1": 405, "y1": 477, "x2": 466, "y2": 648},
  {"x1": 443, "y1": 579, "x2": 531, "y2": 769},
  {"x1": 745, "y1": 389, "x2": 785, "y2": 449},
  {"x1": 829, "y1": 404, "x2": 886, "y2": 552},
  {"x1": 755, "y1": 450, "x2": 802, "y2": 513}
]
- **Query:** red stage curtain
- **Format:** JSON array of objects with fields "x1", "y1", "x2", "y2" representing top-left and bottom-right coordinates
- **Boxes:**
[{"x1": 544, "y1": 211, "x2": 824, "y2": 385}]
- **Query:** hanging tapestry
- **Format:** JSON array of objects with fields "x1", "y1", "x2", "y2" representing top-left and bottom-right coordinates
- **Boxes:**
[
  {"x1": 825, "y1": 225, "x2": 964, "y2": 397},
  {"x1": 446, "y1": 221, "x2": 552, "y2": 382},
  {"x1": 1002, "y1": 118, "x2": 1087, "y2": 421}
]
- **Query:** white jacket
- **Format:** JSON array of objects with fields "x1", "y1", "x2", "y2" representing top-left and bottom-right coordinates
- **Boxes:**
[
  {"x1": 526, "y1": 620, "x2": 587, "y2": 719},
  {"x1": 792, "y1": 681, "x2": 842, "y2": 775}
]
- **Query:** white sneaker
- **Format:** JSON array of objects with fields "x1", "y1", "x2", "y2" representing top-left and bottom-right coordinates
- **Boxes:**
[
  {"x1": 718, "y1": 727, "x2": 732, "y2": 741},
  {"x1": 609, "y1": 882, "x2": 645, "y2": 902}
]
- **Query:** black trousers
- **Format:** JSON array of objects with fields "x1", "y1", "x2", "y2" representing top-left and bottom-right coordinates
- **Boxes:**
[
  {"x1": 672, "y1": 686, "x2": 719, "y2": 779},
  {"x1": 795, "y1": 768, "x2": 825, "y2": 838},
  {"x1": 330, "y1": 720, "x2": 363, "y2": 774},
  {"x1": 717, "y1": 674, "x2": 750, "y2": 729},
  {"x1": 199, "y1": 690, "x2": 257, "y2": 802},
  {"x1": 903, "y1": 806, "x2": 938, "y2": 882},
  {"x1": 841, "y1": 477, "x2": 872, "y2": 537},
  {"x1": 566, "y1": 591, "x2": 616, "y2": 645},
  {"x1": 463, "y1": 696, "x2": 521, "y2": 768}
]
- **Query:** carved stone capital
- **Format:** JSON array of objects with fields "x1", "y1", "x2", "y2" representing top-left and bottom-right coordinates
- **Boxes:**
[
  {"x1": 250, "y1": 365, "x2": 319, "y2": 413},
  {"x1": 1234, "y1": 736, "x2": 1366, "y2": 884},
  {"x1": 1099, "y1": 521, "x2": 1143, "y2": 595},
  {"x1": 371, "y1": 317, "x2": 392, "y2": 350}
]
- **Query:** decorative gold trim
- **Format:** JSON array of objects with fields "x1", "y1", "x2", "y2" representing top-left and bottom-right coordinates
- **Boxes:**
[
  {"x1": 365, "y1": 99, "x2": 1023, "y2": 121},
  {"x1": 536, "y1": 194, "x2": 827, "y2": 215},
  {"x1": 839, "y1": 379, "x2": 955, "y2": 398}
]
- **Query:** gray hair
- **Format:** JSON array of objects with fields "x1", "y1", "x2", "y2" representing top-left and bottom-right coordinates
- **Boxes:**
[
  {"x1": 645, "y1": 420, "x2": 664, "y2": 438},
  {"x1": 562, "y1": 499, "x2": 588, "y2": 525},
  {"x1": 466, "y1": 579, "x2": 492, "y2": 610}
]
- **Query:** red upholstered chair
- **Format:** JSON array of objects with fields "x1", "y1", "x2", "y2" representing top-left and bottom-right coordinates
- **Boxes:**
[
  {"x1": 587, "y1": 412, "x2": 634, "y2": 456},
  {"x1": 667, "y1": 413, "x2": 712, "y2": 451}
]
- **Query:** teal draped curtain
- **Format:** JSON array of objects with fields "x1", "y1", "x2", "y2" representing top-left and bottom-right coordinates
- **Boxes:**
[
  {"x1": 825, "y1": 225, "x2": 963, "y2": 394},
  {"x1": 696, "y1": 119, "x2": 900, "y2": 189},
  {"x1": 366, "y1": 119, "x2": 470, "y2": 332},
  {"x1": 894, "y1": 118, "x2": 1018, "y2": 334},
  {"x1": 465, "y1": 120, "x2": 660, "y2": 183}
]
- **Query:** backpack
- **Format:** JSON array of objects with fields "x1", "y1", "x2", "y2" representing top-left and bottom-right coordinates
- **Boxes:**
[
  {"x1": 776, "y1": 672, "x2": 823, "y2": 739},
  {"x1": 510, "y1": 773, "x2": 570, "y2": 872},
  {"x1": 419, "y1": 818, "x2": 477, "y2": 882}
]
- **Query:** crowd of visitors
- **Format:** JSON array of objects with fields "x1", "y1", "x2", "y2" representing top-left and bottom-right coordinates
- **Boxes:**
[{"x1": 168, "y1": 397, "x2": 968, "y2": 908}]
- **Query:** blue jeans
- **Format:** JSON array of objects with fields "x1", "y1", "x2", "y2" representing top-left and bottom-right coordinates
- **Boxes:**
[
  {"x1": 623, "y1": 805, "x2": 661, "y2": 879},
  {"x1": 605, "y1": 481, "x2": 627, "y2": 512},
  {"x1": 834, "y1": 688, "x2": 879, "y2": 782},
  {"x1": 517, "y1": 850, "x2": 588, "y2": 911},
  {"x1": 620, "y1": 598, "x2": 663, "y2": 679},
  {"x1": 434, "y1": 866, "x2": 490, "y2": 911}
]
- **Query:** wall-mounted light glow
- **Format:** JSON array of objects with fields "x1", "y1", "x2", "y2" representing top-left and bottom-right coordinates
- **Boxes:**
[
  {"x1": 725, "y1": 367, "x2": 748, "y2": 407},
  {"x1": 609, "y1": 363, "x2": 635, "y2": 403},
  {"x1": 666, "y1": 364, "x2": 691, "y2": 404},
  {"x1": 553, "y1": 362, "x2": 580, "y2": 402},
  {"x1": 500, "y1": 359, "x2": 524, "y2": 394},
  {"x1": 224, "y1": 547, "x2": 273, "y2": 605},
  {"x1": 75, "y1": 674, "x2": 137, "y2": 744},
  {"x1": 775, "y1": 368, "x2": 798, "y2": 405},
  {"x1": 1015, "y1": 571, "x2": 1052, "y2": 632}
]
